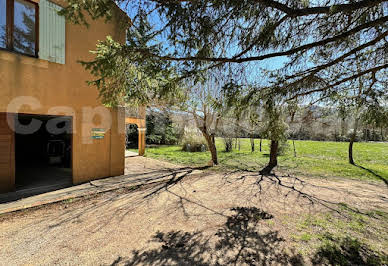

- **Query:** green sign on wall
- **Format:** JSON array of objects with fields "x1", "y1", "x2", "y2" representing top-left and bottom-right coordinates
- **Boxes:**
[{"x1": 92, "y1": 128, "x2": 106, "y2": 139}]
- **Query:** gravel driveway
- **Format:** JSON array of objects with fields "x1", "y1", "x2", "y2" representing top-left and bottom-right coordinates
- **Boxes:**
[{"x1": 1, "y1": 157, "x2": 387, "y2": 265}]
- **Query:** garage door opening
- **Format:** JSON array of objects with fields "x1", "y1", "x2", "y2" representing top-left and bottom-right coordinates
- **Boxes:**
[{"x1": 14, "y1": 114, "x2": 73, "y2": 197}]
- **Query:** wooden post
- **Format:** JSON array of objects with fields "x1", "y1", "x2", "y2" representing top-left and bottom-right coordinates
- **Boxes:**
[{"x1": 138, "y1": 127, "x2": 146, "y2": 156}]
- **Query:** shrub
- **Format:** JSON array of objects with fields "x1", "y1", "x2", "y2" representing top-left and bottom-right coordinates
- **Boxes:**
[
  {"x1": 333, "y1": 134, "x2": 350, "y2": 142},
  {"x1": 291, "y1": 129, "x2": 312, "y2": 140},
  {"x1": 146, "y1": 110, "x2": 182, "y2": 145},
  {"x1": 313, "y1": 133, "x2": 329, "y2": 141},
  {"x1": 181, "y1": 132, "x2": 208, "y2": 152}
]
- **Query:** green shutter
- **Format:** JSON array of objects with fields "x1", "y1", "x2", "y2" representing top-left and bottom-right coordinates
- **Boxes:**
[{"x1": 39, "y1": 0, "x2": 65, "y2": 64}]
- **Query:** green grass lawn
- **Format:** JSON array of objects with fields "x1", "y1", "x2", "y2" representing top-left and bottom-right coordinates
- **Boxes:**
[{"x1": 130, "y1": 139, "x2": 388, "y2": 182}]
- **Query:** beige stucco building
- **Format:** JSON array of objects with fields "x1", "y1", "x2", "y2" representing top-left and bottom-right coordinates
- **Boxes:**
[{"x1": 0, "y1": 0, "x2": 145, "y2": 194}]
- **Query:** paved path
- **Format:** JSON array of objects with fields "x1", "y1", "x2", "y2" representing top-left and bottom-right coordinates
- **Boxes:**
[
  {"x1": 0, "y1": 157, "x2": 200, "y2": 215},
  {"x1": 125, "y1": 150, "x2": 138, "y2": 157}
]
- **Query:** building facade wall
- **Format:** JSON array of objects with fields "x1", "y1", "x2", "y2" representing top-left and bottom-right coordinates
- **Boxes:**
[
  {"x1": 0, "y1": 113, "x2": 15, "y2": 193},
  {"x1": 0, "y1": 1, "x2": 126, "y2": 191}
]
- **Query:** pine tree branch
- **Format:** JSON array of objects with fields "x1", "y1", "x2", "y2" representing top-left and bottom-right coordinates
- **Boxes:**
[
  {"x1": 287, "y1": 63, "x2": 388, "y2": 100},
  {"x1": 133, "y1": 16, "x2": 388, "y2": 63},
  {"x1": 256, "y1": 0, "x2": 386, "y2": 17},
  {"x1": 281, "y1": 31, "x2": 388, "y2": 88},
  {"x1": 155, "y1": 0, "x2": 385, "y2": 17}
]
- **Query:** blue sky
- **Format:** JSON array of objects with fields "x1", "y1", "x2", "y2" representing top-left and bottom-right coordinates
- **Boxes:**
[{"x1": 119, "y1": 2, "x2": 288, "y2": 74}]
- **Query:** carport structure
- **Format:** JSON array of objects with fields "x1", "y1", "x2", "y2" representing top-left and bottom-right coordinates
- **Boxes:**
[
  {"x1": 0, "y1": 113, "x2": 74, "y2": 202},
  {"x1": 125, "y1": 106, "x2": 146, "y2": 156}
]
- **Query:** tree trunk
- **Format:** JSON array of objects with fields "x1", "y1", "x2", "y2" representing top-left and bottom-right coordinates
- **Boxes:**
[
  {"x1": 292, "y1": 140, "x2": 297, "y2": 157},
  {"x1": 202, "y1": 132, "x2": 218, "y2": 165},
  {"x1": 260, "y1": 140, "x2": 279, "y2": 175},
  {"x1": 349, "y1": 118, "x2": 359, "y2": 165},
  {"x1": 381, "y1": 127, "x2": 384, "y2": 141},
  {"x1": 260, "y1": 139, "x2": 262, "y2": 152},
  {"x1": 250, "y1": 137, "x2": 255, "y2": 152},
  {"x1": 349, "y1": 139, "x2": 355, "y2": 165},
  {"x1": 341, "y1": 117, "x2": 346, "y2": 136}
]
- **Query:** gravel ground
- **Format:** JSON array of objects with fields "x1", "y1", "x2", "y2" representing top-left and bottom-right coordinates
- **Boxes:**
[{"x1": 0, "y1": 157, "x2": 387, "y2": 265}]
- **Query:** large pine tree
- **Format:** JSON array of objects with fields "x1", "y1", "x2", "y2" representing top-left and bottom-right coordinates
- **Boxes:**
[{"x1": 60, "y1": 0, "x2": 387, "y2": 173}]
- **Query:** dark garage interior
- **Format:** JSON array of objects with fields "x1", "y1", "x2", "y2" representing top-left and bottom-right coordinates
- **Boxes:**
[{"x1": 14, "y1": 114, "x2": 73, "y2": 197}]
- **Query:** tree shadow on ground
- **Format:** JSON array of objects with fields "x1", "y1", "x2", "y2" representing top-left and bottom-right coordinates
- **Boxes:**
[
  {"x1": 312, "y1": 236, "x2": 388, "y2": 266},
  {"x1": 222, "y1": 170, "x2": 346, "y2": 214},
  {"x1": 110, "y1": 207, "x2": 304, "y2": 266},
  {"x1": 45, "y1": 165, "x2": 209, "y2": 231},
  {"x1": 110, "y1": 207, "x2": 388, "y2": 266},
  {"x1": 354, "y1": 164, "x2": 387, "y2": 187}
]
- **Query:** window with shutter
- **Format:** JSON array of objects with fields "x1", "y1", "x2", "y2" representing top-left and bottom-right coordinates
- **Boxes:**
[
  {"x1": 39, "y1": 0, "x2": 65, "y2": 64},
  {"x1": 0, "y1": 0, "x2": 39, "y2": 57}
]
